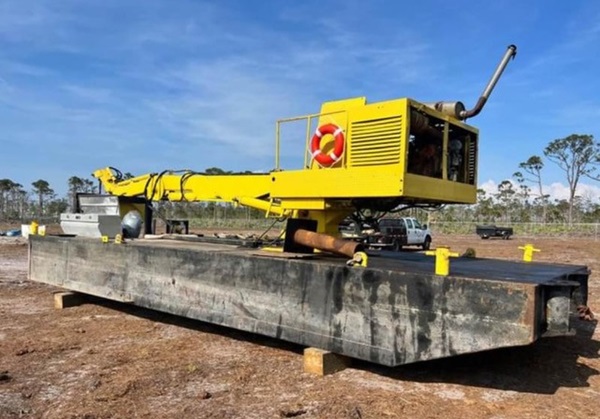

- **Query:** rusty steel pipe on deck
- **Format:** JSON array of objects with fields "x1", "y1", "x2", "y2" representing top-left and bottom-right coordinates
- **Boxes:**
[{"x1": 293, "y1": 229, "x2": 364, "y2": 258}]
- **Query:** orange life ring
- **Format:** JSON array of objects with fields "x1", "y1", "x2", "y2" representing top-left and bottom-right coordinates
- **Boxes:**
[{"x1": 310, "y1": 123, "x2": 345, "y2": 166}]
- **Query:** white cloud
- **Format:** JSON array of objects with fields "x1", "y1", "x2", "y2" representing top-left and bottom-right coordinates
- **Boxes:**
[
  {"x1": 546, "y1": 182, "x2": 600, "y2": 202},
  {"x1": 478, "y1": 179, "x2": 600, "y2": 202},
  {"x1": 478, "y1": 179, "x2": 501, "y2": 197}
]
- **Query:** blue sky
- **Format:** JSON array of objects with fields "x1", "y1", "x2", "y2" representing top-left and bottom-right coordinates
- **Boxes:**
[{"x1": 1, "y1": 0, "x2": 600, "y2": 198}]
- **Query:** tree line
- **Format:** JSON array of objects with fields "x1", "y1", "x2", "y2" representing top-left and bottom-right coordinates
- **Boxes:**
[
  {"x1": 2, "y1": 134, "x2": 599, "y2": 225},
  {"x1": 433, "y1": 133, "x2": 600, "y2": 224},
  {"x1": 0, "y1": 176, "x2": 97, "y2": 221}
]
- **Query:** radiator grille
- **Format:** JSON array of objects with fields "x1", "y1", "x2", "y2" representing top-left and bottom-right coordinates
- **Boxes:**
[
  {"x1": 349, "y1": 116, "x2": 402, "y2": 167},
  {"x1": 467, "y1": 140, "x2": 476, "y2": 184}
]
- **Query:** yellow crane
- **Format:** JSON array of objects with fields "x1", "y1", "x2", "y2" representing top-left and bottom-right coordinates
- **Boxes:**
[{"x1": 93, "y1": 45, "x2": 516, "y2": 236}]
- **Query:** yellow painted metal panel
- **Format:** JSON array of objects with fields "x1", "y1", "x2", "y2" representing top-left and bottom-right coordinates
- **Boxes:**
[
  {"x1": 402, "y1": 173, "x2": 477, "y2": 204},
  {"x1": 347, "y1": 98, "x2": 408, "y2": 171},
  {"x1": 271, "y1": 166, "x2": 403, "y2": 199},
  {"x1": 308, "y1": 97, "x2": 367, "y2": 170},
  {"x1": 280, "y1": 199, "x2": 327, "y2": 210}
]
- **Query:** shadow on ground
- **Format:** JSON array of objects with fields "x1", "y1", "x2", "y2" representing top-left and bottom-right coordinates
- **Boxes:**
[
  {"x1": 86, "y1": 295, "x2": 598, "y2": 395},
  {"x1": 358, "y1": 318, "x2": 599, "y2": 394}
]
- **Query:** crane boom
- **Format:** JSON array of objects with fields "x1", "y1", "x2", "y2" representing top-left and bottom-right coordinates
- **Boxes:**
[{"x1": 93, "y1": 167, "x2": 290, "y2": 217}]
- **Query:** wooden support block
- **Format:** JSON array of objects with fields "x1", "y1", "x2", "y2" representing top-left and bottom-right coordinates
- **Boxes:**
[
  {"x1": 303, "y1": 347, "x2": 350, "y2": 376},
  {"x1": 53, "y1": 292, "x2": 86, "y2": 309}
]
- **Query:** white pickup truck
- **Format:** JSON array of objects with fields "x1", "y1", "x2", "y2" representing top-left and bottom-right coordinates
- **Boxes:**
[{"x1": 363, "y1": 217, "x2": 432, "y2": 251}]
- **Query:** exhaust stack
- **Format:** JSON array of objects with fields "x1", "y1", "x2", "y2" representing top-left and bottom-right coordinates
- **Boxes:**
[
  {"x1": 423, "y1": 45, "x2": 517, "y2": 120},
  {"x1": 459, "y1": 44, "x2": 517, "y2": 120}
]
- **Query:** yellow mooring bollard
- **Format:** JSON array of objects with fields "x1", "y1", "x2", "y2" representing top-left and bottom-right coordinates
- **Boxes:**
[
  {"x1": 425, "y1": 246, "x2": 459, "y2": 276},
  {"x1": 30, "y1": 221, "x2": 39, "y2": 236},
  {"x1": 347, "y1": 251, "x2": 368, "y2": 268},
  {"x1": 518, "y1": 244, "x2": 540, "y2": 262}
]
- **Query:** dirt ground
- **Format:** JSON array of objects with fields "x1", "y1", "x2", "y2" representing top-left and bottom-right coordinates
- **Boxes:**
[{"x1": 1, "y1": 231, "x2": 599, "y2": 419}]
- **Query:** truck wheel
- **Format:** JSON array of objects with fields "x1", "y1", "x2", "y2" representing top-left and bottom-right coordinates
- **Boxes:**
[
  {"x1": 393, "y1": 240, "x2": 402, "y2": 252},
  {"x1": 422, "y1": 236, "x2": 432, "y2": 251}
]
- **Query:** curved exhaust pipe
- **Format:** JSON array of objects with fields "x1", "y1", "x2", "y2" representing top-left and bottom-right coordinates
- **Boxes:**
[{"x1": 459, "y1": 44, "x2": 517, "y2": 120}]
